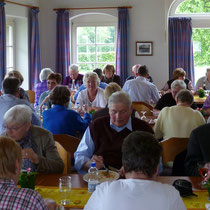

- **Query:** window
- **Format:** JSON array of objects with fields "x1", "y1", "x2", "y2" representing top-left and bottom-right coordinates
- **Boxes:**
[
  {"x1": 73, "y1": 23, "x2": 116, "y2": 74},
  {"x1": 6, "y1": 21, "x2": 14, "y2": 73},
  {"x1": 169, "y1": 0, "x2": 210, "y2": 83}
]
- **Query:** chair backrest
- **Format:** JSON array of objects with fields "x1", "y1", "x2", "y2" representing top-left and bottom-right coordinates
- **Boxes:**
[
  {"x1": 53, "y1": 134, "x2": 80, "y2": 157},
  {"x1": 132, "y1": 101, "x2": 153, "y2": 116},
  {"x1": 55, "y1": 141, "x2": 71, "y2": 174},
  {"x1": 160, "y1": 137, "x2": 189, "y2": 165},
  {"x1": 27, "y1": 90, "x2": 35, "y2": 104}
]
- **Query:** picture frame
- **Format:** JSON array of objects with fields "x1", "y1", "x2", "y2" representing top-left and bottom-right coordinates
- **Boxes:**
[{"x1": 136, "y1": 41, "x2": 153, "y2": 56}]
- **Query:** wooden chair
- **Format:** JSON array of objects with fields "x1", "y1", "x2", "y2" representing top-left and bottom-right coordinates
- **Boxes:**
[
  {"x1": 132, "y1": 101, "x2": 153, "y2": 117},
  {"x1": 27, "y1": 90, "x2": 35, "y2": 104},
  {"x1": 55, "y1": 141, "x2": 71, "y2": 174},
  {"x1": 53, "y1": 134, "x2": 80, "y2": 157},
  {"x1": 160, "y1": 137, "x2": 189, "y2": 166}
]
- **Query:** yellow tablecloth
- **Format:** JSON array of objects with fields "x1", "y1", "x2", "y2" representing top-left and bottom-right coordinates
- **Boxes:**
[
  {"x1": 35, "y1": 186, "x2": 91, "y2": 208},
  {"x1": 183, "y1": 191, "x2": 210, "y2": 210}
]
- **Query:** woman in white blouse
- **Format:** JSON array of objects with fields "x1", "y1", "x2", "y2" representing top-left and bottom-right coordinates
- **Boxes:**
[{"x1": 75, "y1": 72, "x2": 107, "y2": 110}]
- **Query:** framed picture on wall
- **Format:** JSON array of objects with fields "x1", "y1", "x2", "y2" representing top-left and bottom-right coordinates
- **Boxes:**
[{"x1": 136, "y1": 41, "x2": 153, "y2": 56}]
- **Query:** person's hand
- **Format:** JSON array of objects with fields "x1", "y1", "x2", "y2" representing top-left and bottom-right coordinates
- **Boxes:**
[
  {"x1": 119, "y1": 166, "x2": 125, "y2": 178},
  {"x1": 44, "y1": 198, "x2": 57, "y2": 210},
  {"x1": 91, "y1": 155, "x2": 104, "y2": 169},
  {"x1": 22, "y1": 148, "x2": 39, "y2": 164}
]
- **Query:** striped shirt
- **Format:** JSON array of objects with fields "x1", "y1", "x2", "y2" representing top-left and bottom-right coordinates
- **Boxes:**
[{"x1": 0, "y1": 178, "x2": 47, "y2": 210}]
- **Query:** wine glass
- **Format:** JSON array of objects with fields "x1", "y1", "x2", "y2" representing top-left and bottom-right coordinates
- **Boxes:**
[{"x1": 141, "y1": 111, "x2": 147, "y2": 121}]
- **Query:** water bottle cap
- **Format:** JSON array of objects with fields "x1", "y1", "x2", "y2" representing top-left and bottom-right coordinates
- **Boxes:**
[{"x1": 90, "y1": 162, "x2": 96, "y2": 167}]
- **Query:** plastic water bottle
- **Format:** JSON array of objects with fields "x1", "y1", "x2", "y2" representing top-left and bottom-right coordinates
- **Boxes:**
[
  {"x1": 42, "y1": 103, "x2": 48, "y2": 114},
  {"x1": 88, "y1": 162, "x2": 99, "y2": 193}
]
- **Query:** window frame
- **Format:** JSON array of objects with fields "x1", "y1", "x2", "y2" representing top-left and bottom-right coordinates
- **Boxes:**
[{"x1": 71, "y1": 21, "x2": 117, "y2": 71}]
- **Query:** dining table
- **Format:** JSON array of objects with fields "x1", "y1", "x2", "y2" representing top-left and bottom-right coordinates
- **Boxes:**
[
  {"x1": 194, "y1": 95, "x2": 207, "y2": 105},
  {"x1": 35, "y1": 173, "x2": 209, "y2": 210}
]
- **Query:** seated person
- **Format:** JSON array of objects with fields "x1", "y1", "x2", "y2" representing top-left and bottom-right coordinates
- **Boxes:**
[
  {"x1": 154, "y1": 89, "x2": 205, "y2": 140},
  {"x1": 5, "y1": 70, "x2": 29, "y2": 101},
  {"x1": 101, "y1": 64, "x2": 121, "y2": 86},
  {"x1": 126, "y1": 64, "x2": 153, "y2": 83},
  {"x1": 201, "y1": 96, "x2": 210, "y2": 123},
  {"x1": 185, "y1": 123, "x2": 210, "y2": 176},
  {"x1": 63, "y1": 64, "x2": 83, "y2": 89},
  {"x1": 0, "y1": 136, "x2": 56, "y2": 209},
  {"x1": 1, "y1": 104, "x2": 64, "y2": 173},
  {"x1": 154, "y1": 80, "x2": 197, "y2": 116},
  {"x1": 34, "y1": 68, "x2": 53, "y2": 105},
  {"x1": 75, "y1": 72, "x2": 107, "y2": 110},
  {"x1": 74, "y1": 91, "x2": 154, "y2": 174},
  {"x1": 84, "y1": 131, "x2": 186, "y2": 210},
  {"x1": 161, "y1": 68, "x2": 194, "y2": 93},
  {"x1": 39, "y1": 73, "x2": 62, "y2": 109},
  {"x1": 43, "y1": 85, "x2": 91, "y2": 136},
  {"x1": 195, "y1": 68, "x2": 210, "y2": 91},
  {"x1": 0, "y1": 78, "x2": 41, "y2": 133},
  {"x1": 92, "y1": 82, "x2": 122, "y2": 120},
  {"x1": 74, "y1": 68, "x2": 108, "y2": 101}
]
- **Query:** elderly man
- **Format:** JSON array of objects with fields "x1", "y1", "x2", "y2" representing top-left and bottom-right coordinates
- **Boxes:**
[
  {"x1": 74, "y1": 91, "x2": 153, "y2": 173},
  {"x1": 185, "y1": 123, "x2": 210, "y2": 176},
  {"x1": 123, "y1": 65, "x2": 160, "y2": 104},
  {"x1": 154, "y1": 89, "x2": 205, "y2": 140},
  {"x1": 126, "y1": 64, "x2": 153, "y2": 83},
  {"x1": 1, "y1": 104, "x2": 64, "y2": 173},
  {"x1": 154, "y1": 80, "x2": 197, "y2": 116},
  {"x1": 196, "y1": 68, "x2": 210, "y2": 91},
  {"x1": 0, "y1": 78, "x2": 41, "y2": 133},
  {"x1": 63, "y1": 64, "x2": 83, "y2": 89},
  {"x1": 0, "y1": 136, "x2": 56, "y2": 209},
  {"x1": 84, "y1": 131, "x2": 186, "y2": 210}
]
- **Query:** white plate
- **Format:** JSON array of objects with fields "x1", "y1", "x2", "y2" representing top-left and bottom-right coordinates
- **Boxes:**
[{"x1": 83, "y1": 170, "x2": 119, "y2": 183}]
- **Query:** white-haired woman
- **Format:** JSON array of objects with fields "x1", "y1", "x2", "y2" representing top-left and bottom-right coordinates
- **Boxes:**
[
  {"x1": 1, "y1": 104, "x2": 64, "y2": 174},
  {"x1": 34, "y1": 68, "x2": 53, "y2": 104},
  {"x1": 75, "y1": 72, "x2": 107, "y2": 110},
  {"x1": 63, "y1": 64, "x2": 84, "y2": 89}
]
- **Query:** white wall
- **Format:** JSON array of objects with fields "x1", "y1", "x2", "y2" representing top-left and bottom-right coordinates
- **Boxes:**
[{"x1": 39, "y1": 0, "x2": 174, "y2": 89}]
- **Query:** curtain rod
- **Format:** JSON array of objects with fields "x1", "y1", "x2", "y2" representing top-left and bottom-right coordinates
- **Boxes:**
[
  {"x1": 53, "y1": 6, "x2": 132, "y2": 11},
  {"x1": 5, "y1": 0, "x2": 39, "y2": 9}
]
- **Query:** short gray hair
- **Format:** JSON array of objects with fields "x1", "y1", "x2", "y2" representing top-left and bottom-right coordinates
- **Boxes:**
[
  {"x1": 83, "y1": 72, "x2": 100, "y2": 87},
  {"x1": 3, "y1": 105, "x2": 32, "y2": 125},
  {"x1": 175, "y1": 89, "x2": 193, "y2": 106},
  {"x1": 108, "y1": 91, "x2": 132, "y2": 109},
  {"x1": 171, "y1": 80, "x2": 186, "y2": 90},
  {"x1": 69, "y1": 64, "x2": 79, "y2": 73},
  {"x1": 39, "y1": 68, "x2": 53, "y2": 82}
]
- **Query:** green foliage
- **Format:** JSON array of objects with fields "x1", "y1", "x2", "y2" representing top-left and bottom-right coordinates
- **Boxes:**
[{"x1": 197, "y1": 88, "x2": 205, "y2": 98}]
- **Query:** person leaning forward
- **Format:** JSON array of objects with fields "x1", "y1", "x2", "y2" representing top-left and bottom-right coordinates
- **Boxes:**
[{"x1": 74, "y1": 91, "x2": 154, "y2": 174}]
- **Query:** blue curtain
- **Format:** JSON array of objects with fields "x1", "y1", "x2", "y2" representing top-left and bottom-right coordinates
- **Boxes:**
[
  {"x1": 56, "y1": 10, "x2": 70, "y2": 80},
  {"x1": 116, "y1": 8, "x2": 129, "y2": 86},
  {"x1": 29, "y1": 8, "x2": 41, "y2": 90},
  {"x1": 169, "y1": 17, "x2": 194, "y2": 83},
  {"x1": 0, "y1": 2, "x2": 6, "y2": 89}
]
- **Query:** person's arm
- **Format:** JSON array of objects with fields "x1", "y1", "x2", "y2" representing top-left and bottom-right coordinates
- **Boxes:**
[
  {"x1": 185, "y1": 130, "x2": 202, "y2": 176},
  {"x1": 36, "y1": 132, "x2": 65, "y2": 173},
  {"x1": 195, "y1": 78, "x2": 203, "y2": 91},
  {"x1": 151, "y1": 85, "x2": 161, "y2": 104},
  {"x1": 188, "y1": 80, "x2": 195, "y2": 94},
  {"x1": 74, "y1": 84, "x2": 86, "y2": 101},
  {"x1": 76, "y1": 112, "x2": 92, "y2": 134},
  {"x1": 153, "y1": 110, "x2": 164, "y2": 140}
]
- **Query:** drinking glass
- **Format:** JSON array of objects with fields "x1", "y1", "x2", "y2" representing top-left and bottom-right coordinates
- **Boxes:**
[{"x1": 59, "y1": 176, "x2": 71, "y2": 206}]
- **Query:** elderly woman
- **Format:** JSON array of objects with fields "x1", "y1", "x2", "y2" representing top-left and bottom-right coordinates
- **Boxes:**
[
  {"x1": 154, "y1": 89, "x2": 205, "y2": 140},
  {"x1": 43, "y1": 85, "x2": 91, "y2": 136},
  {"x1": 92, "y1": 82, "x2": 121, "y2": 120},
  {"x1": 101, "y1": 64, "x2": 121, "y2": 86},
  {"x1": 39, "y1": 73, "x2": 62, "y2": 109},
  {"x1": 161, "y1": 68, "x2": 194, "y2": 93},
  {"x1": 63, "y1": 64, "x2": 83, "y2": 89},
  {"x1": 34, "y1": 68, "x2": 53, "y2": 105},
  {"x1": 1, "y1": 104, "x2": 64, "y2": 173},
  {"x1": 4, "y1": 70, "x2": 29, "y2": 101},
  {"x1": 75, "y1": 72, "x2": 107, "y2": 110}
]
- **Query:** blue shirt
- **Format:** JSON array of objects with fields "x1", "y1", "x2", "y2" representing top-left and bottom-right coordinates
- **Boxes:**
[
  {"x1": 74, "y1": 117, "x2": 132, "y2": 174},
  {"x1": 74, "y1": 82, "x2": 108, "y2": 101},
  {"x1": 42, "y1": 105, "x2": 92, "y2": 136},
  {"x1": 38, "y1": 90, "x2": 51, "y2": 109},
  {"x1": 0, "y1": 94, "x2": 41, "y2": 133}
]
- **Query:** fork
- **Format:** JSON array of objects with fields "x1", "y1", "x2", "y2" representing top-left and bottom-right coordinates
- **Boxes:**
[{"x1": 103, "y1": 164, "x2": 109, "y2": 176}]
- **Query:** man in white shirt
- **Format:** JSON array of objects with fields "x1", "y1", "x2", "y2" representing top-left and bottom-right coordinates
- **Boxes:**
[
  {"x1": 84, "y1": 131, "x2": 186, "y2": 210},
  {"x1": 196, "y1": 68, "x2": 210, "y2": 91},
  {"x1": 123, "y1": 65, "x2": 160, "y2": 104}
]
